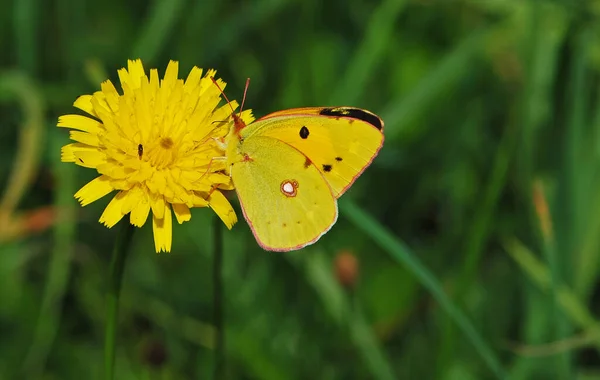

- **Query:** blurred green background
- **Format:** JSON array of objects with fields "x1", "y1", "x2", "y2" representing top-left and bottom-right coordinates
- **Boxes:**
[{"x1": 2, "y1": 0, "x2": 600, "y2": 378}]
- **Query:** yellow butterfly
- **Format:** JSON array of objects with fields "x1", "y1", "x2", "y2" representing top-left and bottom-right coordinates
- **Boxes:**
[{"x1": 218, "y1": 80, "x2": 384, "y2": 252}]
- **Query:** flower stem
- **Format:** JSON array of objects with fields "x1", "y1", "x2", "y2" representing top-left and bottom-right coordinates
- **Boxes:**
[
  {"x1": 104, "y1": 221, "x2": 135, "y2": 380},
  {"x1": 213, "y1": 216, "x2": 224, "y2": 379}
]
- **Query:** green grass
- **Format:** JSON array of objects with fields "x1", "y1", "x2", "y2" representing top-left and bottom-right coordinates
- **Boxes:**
[{"x1": 2, "y1": 0, "x2": 600, "y2": 379}]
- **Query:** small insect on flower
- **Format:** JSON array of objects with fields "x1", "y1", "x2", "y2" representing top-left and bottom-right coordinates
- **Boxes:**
[{"x1": 58, "y1": 59, "x2": 255, "y2": 252}]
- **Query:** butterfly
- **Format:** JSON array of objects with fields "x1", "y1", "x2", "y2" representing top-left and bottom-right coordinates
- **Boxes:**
[{"x1": 215, "y1": 79, "x2": 384, "y2": 252}]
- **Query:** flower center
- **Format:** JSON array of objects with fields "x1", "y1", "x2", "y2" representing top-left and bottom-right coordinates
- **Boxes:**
[
  {"x1": 144, "y1": 136, "x2": 179, "y2": 169},
  {"x1": 160, "y1": 137, "x2": 174, "y2": 150}
]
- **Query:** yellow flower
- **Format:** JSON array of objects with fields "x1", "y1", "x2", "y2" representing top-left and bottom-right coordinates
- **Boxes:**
[{"x1": 58, "y1": 59, "x2": 254, "y2": 252}]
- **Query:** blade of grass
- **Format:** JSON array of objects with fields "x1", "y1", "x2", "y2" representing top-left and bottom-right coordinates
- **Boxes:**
[
  {"x1": 503, "y1": 238, "x2": 600, "y2": 352},
  {"x1": 104, "y1": 221, "x2": 136, "y2": 380},
  {"x1": 212, "y1": 215, "x2": 225, "y2": 380},
  {"x1": 549, "y1": 20, "x2": 592, "y2": 378},
  {"x1": 559, "y1": 22, "x2": 590, "y2": 292},
  {"x1": 21, "y1": 130, "x2": 76, "y2": 376},
  {"x1": 568, "y1": 26, "x2": 594, "y2": 296},
  {"x1": 329, "y1": 0, "x2": 407, "y2": 105},
  {"x1": 438, "y1": 107, "x2": 518, "y2": 377},
  {"x1": 13, "y1": 0, "x2": 39, "y2": 74},
  {"x1": 510, "y1": 2, "x2": 569, "y2": 378},
  {"x1": 576, "y1": 75, "x2": 600, "y2": 297},
  {"x1": 340, "y1": 199, "x2": 507, "y2": 379}
]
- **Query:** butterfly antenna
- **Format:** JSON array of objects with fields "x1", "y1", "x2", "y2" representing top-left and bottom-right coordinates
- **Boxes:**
[
  {"x1": 210, "y1": 76, "x2": 236, "y2": 116},
  {"x1": 239, "y1": 78, "x2": 250, "y2": 117},
  {"x1": 211, "y1": 76, "x2": 249, "y2": 132}
]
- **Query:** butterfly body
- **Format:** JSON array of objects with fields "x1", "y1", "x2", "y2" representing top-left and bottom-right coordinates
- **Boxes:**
[{"x1": 225, "y1": 106, "x2": 384, "y2": 252}]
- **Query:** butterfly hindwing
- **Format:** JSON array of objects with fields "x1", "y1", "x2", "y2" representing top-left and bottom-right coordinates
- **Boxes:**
[{"x1": 231, "y1": 135, "x2": 338, "y2": 251}]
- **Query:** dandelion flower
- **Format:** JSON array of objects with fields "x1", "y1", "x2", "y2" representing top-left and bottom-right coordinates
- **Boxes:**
[{"x1": 58, "y1": 59, "x2": 254, "y2": 252}]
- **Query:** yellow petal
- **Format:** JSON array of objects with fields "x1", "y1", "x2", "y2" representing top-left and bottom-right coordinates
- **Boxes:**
[
  {"x1": 61, "y1": 143, "x2": 97, "y2": 163},
  {"x1": 172, "y1": 203, "x2": 191, "y2": 224},
  {"x1": 70, "y1": 131, "x2": 100, "y2": 146},
  {"x1": 101, "y1": 80, "x2": 120, "y2": 112},
  {"x1": 127, "y1": 59, "x2": 146, "y2": 89},
  {"x1": 73, "y1": 95, "x2": 96, "y2": 116},
  {"x1": 74, "y1": 175, "x2": 114, "y2": 206},
  {"x1": 99, "y1": 191, "x2": 128, "y2": 228},
  {"x1": 121, "y1": 187, "x2": 143, "y2": 214},
  {"x1": 130, "y1": 192, "x2": 150, "y2": 227},
  {"x1": 163, "y1": 60, "x2": 179, "y2": 88},
  {"x1": 209, "y1": 191, "x2": 237, "y2": 229},
  {"x1": 240, "y1": 109, "x2": 255, "y2": 124},
  {"x1": 189, "y1": 192, "x2": 210, "y2": 208},
  {"x1": 150, "y1": 195, "x2": 166, "y2": 219},
  {"x1": 73, "y1": 150, "x2": 106, "y2": 168},
  {"x1": 97, "y1": 162, "x2": 132, "y2": 179},
  {"x1": 184, "y1": 66, "x2": 203, "y2": 92},
  {"x1": 152, "y1": 204, "x2": 172, "y2": 253},
  {"x1": 58, "y1": 115, "x2": 102, "y2": 134},
  {"x1": 218, "y1": 181, "x2": 235, "y2": 191},
  {"x1": 149, "y1": 68, "x2": 159, "y2": 91}
]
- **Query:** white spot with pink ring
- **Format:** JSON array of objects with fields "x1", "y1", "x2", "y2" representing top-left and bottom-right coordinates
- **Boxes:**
[{"x1": 280, "y1": 180, "x2": 299, "y2": 197}]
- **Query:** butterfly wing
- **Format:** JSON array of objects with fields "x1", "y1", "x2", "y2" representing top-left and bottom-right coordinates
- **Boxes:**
[
  {"x1": 240, "y1": 107, "x2": 384, "y2": 198},
  {"x1": 231, "y1": 135, "x2": 338, "y2": 251}
]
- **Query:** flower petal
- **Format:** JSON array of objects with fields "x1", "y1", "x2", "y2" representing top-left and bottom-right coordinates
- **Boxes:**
[
  {"x1": 99, "y1": 191, "x2": 128, "y2": 228},
  {"x1": 61, "y1": 143, "x2": 97, "y2": 163},
  {"x1": 73, "y1": 149, "x2": 106, "y2": 168},
  {"x1": 130, "y1": 193, "x2": 151, "y2": 227},
  {"x1": 163, "y1": 60, "x2": 179, "y2": 88},
  {"x1": 184, "y1": 66, "x2": 203, "y2": 93},
  {"x1": 121, "y1": 187, "x2": 144, "y2": 214},
  {"x1": 58, "y1": 115, "x2": 102, "y2": 134},
  {"x1": 101, "y1": 80, "x2": 120, "y2": 112},
  {"x1": 172, "y1": 203, "x2": 191, "y2": 224},
  {"x1": 152, "y1": 204, "x2": 172, "y2": 253},
  {"x1": 70, "y1": 131, "x2": 100, "y2": 146},
  {"x1": 208, "y1": 191, "x2": 237, "y2": 229},
  {"x1": 74, "y1": 175, "x2": 114, "y2": 206},
  {"x1": 127, "y1": 59, "x2": 146, "y2": 89},
  {"x1": 73, "y1": 95, "x2": 96, "y2": 116},
  {"x1": 150, "y1": 194, "x2": 166, "y2": 219}
]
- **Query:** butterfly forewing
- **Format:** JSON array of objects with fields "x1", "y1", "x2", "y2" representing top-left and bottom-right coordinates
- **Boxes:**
[{"x1": 240, "y1": 108, "x2": 384, "y2": 198}]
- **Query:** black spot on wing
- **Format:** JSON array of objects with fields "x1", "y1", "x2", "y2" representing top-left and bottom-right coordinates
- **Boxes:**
[
  {"x1": 299, "y1": 126, "x2": 309, "y2": 139},
  {"x1": 335, "y1": 157, "x2": 343, "y2": 162},
  {"x1": 322, "y1": 164, "x2": 332, "y2": 172},
  {"x1": 319, "y1": 107, "x2": 383, "y2": 130}
]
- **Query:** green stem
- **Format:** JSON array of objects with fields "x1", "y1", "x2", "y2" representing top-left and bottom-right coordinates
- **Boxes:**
[
  {"x1": 213, "y1": 216, "x2": 224, "y2": 380},
  {"x1": 104, "y1": 221, "x2": 135, "y2": 380}
]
